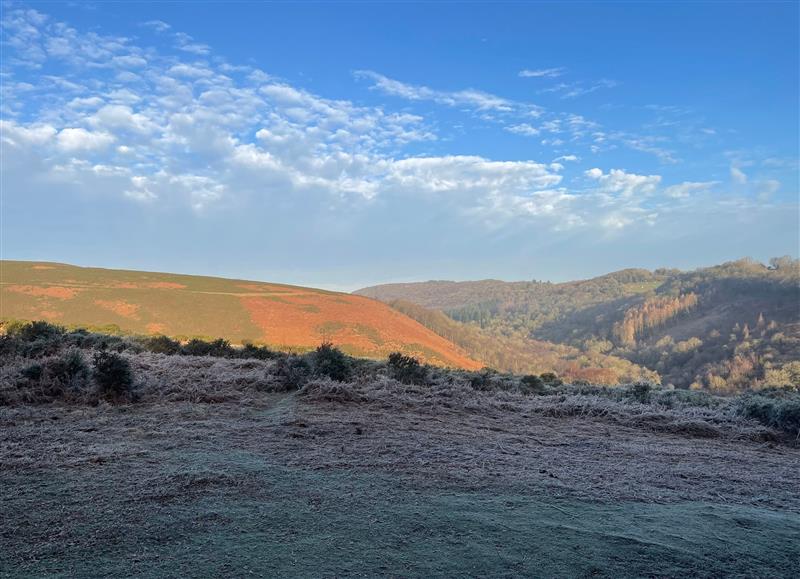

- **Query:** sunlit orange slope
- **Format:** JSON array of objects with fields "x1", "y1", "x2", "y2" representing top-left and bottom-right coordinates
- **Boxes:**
[{"x1": 0, "y1": 261, "x2": 481, "y2": 369}]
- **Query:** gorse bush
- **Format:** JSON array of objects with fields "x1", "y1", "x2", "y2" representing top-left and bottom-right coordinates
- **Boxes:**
[
  {"x1": 469, "y1": 368, "x2": 497, "y2": 391},
  {"x1": 92, "y1": 351, "x2": 134, "y2": 400},
  {"x1": 387, "y1": 352, "x2": 428, "y2": 385},
  {"x1": 312, "y1": 342, "x2": 351, "y2": 382},
  {"x1": 540, "y1": 372, "x2": 563, "y2": 387},
  {"x1": 15, "y1": 349, "x2": 90, "y2": 401},
  {"x1": 144, "y1": 335, "x2": 181, "y2": 355},
  {"x1": 738, "y1": 395, "x2": 800, "y2": 437},
  {"x1": 240, "y1": 342, "x2": 278, "y2": 360},
  {"x1": 520, "y1": 374, "x2": 546, "y2": 394},
  {"x1": 626, "y1": 382, "x2": 653, "y2": 404},
  {"x1": 12, "y1": 320, "x2": 65, "y2": 342},
  {"x1": 270, "y1": 355, "x2": 311, "y2": 390}
]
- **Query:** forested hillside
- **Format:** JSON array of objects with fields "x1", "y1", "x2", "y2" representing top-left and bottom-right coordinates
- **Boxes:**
[
  {"x1": 357, "y1": 258, "x2": 800, "y2": 391},
  {"x1": 388, "y1": 300, "x2": 656, "y2": 384}
]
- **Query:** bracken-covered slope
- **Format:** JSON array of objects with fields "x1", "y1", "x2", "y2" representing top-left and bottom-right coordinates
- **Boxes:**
[{"x1": 0, "y1": 261, "x2": 481, "y2": 369}]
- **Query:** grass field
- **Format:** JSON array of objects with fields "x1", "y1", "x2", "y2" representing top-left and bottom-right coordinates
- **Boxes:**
[
  {"x1": 0, "y1": 261, "x2": 480, "y2": 369},
  {"x1": 2, "y1": 352, "x2": 799, "y2": 577}
]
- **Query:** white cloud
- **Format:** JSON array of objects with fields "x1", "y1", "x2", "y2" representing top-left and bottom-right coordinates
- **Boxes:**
[
  {"x1": 664, "y1": 181, "x2": 717, "y2": 198},
  {"x1": 354, "y1": 70, "x2": 514, "y2": 111},
  {"x1": 519, "y1": 67, "x2": 565, "y2": 78},
  {"x1": 505, "y1": 123, "x2": 540, "y2": 136},
  {"x1": 142, "y1": 20, "x2": 170, "y2": 33},
  {"x1": 731, "y1": 165, "x2": 748, "y2": 184},
  {"x1": 386, "y1": 156, "x2": 562, "y2": 193},
  {"x1": 1, "y1": 4, "x2": 760, "y2": 237},
  {"x1": 541, "y1": 79, "x2": 618, "y2": 99},
  {"x1": 111, "y1": 55, "x2": 147, "y2": 68},
  {"x1": 56, "y1": 128, "x2": 115, "y2": 151},
  {"x1": 174, "y1": 32, "x2": 210, "y2": 55},
  {"x1": 168, "y1": 64, "x2": 213, "y2": 78},
  {"x1": 89, "y1": 105, "x2": 157, "y2": 134},
  {"x1": 1, "y1": 120, "x2": 57, "y2": 146},
  {"x1": 585, "y1": 168, "x2": 661, "y2": 197}
]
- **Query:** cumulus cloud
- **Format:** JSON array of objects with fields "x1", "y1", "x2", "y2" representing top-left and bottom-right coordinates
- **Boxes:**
[
  {"x1": 1, "y1": 4, "x2": 769, "y2": 237},
  {"x1": 56, "y1": 128, "x2": 115, "y2": 151},
  {"x1": 505, "y1": 123, "x2": 540, "y2": 136},
  {"x1": 585, "y1": 168, "x2": 661, "y2": 197}
]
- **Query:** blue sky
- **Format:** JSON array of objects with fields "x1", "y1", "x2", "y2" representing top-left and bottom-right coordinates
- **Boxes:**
[{"x1": 2, "y1": 1, "x2": 798, "y2": 290}]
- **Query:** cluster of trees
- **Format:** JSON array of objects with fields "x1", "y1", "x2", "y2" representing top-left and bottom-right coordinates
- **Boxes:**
[{"x1": 612, "y1": 293, "x2": 698, "y2": 346}]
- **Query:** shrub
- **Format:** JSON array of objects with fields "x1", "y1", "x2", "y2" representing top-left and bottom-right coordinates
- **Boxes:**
[
  {"x1": 48, "y1": 349, "x2": 90, "y2": 387},
  {"x1": 312, "y1": 343, "x2": 351, "y2": 382},
  {"x1": 469, "y1": 368, "x2": 497, "y2": 391},
  {"x1": 270, "y1": 355, "x2": 311, "y2": 390},
  {"x1": 387, "y1": 352, "x2": 428, "y2": 385},
  {"x1": 181, "y1": 339, "x2": 214, "y2": 356},
  {"x1": 20, "y1": 362, "x2": 44, "y2": 381},
  {"x1": 15, "y1": 350, "x2": 90, "y2": 401},
  {"x1": 626, "y1": 382, "x2": 653, "y2": 404},
  {"x1": 540, "y1": 372, "x2": 563, "y2": 387},
  {"x1": 520, "y1": 374, "x2": 546, "y2": 395},
  {"x1": 144, "y1": 335, "x2": 181, "y2": 355},
  {"x1": 774, "y1": 400, "x2": 800, "y2": 437},
  {"x1": 12, "y1": 320, "x2": 65, "y2": 342},
  {"x1": 738, "y1": 395, "x2": 800, "y2": 437},
  {"x1": 92, "y1": 351, "x2": 134, "y2": 400},
  {"x1": 181, "y1": 338, "x2": 235, "y2": 357},
  {"x1": 240, "y1": 343, "x2": 278, "y2": 360},
  {"x1": 4, "y1": 320, "x2": 66, "y2": 357}
]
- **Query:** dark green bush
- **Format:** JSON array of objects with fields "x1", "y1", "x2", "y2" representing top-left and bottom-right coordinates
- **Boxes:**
[
  {"x1": 738, "y1": 395, "x2": 800, "y2": 437},
  {"x1": 469, "y1": 368, "x2": 497, "y2": 391},
  {"x1": 312, "y1": 343, "x2": 351, "y2": 382},
  {"x1": 240, "y1": 343, "x2": 278, "y2": 360},
  {"x1": 4, "y1": 320, "x2": 66, "y2": 357},
  {"x1": 181, "y1": 338, "x2": 235, "y2": 357},
  {"x1": 49, "y1": 350, "x2": 90, "y2": 386},
  {"x1": 12, "y1": 320, "x2": 65, "y2": 342},
  {"x1": 270, "y1": 355, "x2": 311, "y2": 390},
  {"x1": 520, "y1": 374, "x2": 546, "y2": 395},
  {"x1": 387, "y1": 352, "x2": 428, "y2": 385},
  {"x1": 20, "y1": 362, "x2": 44, "y2": 381},
  {"x1": 774, "y1": 400, "x2": 800, "y2": 436},
  {"x1": 181, "y1": 339, "x2": 214, "y2": 356},
  {"x1": 92, "y1": 351, "x2": 134, "y2": 400},
  {"x1": 144, "y1": 335, "x2": 181, "y2": 355},
  {"x1": 16, "y1": 350, "x2": 90, "y2": 400},
  {"x1": 626, "y1": 382, "x2": 653, "y2": 403},
  {"x1": 540, "y1": 372, "x2": 563, "y2": 387}
]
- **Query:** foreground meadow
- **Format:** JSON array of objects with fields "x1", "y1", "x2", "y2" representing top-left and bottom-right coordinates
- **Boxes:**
[{"x1": 2, "y1": 323, "x2": 799, "y2": 577}]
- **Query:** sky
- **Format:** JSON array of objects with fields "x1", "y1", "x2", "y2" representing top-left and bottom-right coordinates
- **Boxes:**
[{"x1": 1, "y1": 1, "x2": 798, "y2": 291}]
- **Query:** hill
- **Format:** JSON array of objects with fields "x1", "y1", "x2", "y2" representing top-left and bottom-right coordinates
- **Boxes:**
[
  {"x1": 387, "y1": 299, "x2": 656, "y2": 384},
  {"x1": 356, "y1": 258, "x2": 800, "y2": 390},
  {"x1": 0, "y1": 261, "x2": 481, "y2": 369}
]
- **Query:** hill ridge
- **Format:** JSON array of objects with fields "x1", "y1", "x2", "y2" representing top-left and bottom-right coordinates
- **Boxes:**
[{"x1": 0, "y1": 260, "x2": 481, "y2": 369}]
